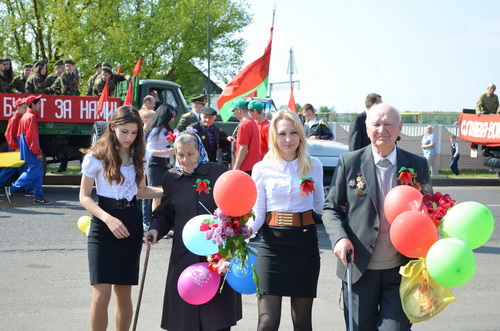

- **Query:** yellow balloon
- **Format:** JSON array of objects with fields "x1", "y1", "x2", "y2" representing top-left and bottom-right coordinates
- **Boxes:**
[{"x1": 78, "y1": 216, "x2": 92, "y2": 233}]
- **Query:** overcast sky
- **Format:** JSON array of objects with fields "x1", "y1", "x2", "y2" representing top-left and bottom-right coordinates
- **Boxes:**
[{"x1": 229, "y1": 0, "x2": 500, "y2": 113}]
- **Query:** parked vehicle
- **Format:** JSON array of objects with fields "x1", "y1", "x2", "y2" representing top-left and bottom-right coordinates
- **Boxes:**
[{"x1": 459, "y1": 109, "x2": 500, "y2": 178}]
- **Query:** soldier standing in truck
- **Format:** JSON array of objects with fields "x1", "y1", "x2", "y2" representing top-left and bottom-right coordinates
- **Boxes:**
[{"x1": 476, "y1": 83, "x2": 500, "y2": 116}]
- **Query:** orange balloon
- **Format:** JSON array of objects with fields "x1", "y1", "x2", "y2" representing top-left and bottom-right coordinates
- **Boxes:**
[
  {"x1": 213, "y1": 170, "x2": 257, "y2": 217},
  {"x1": 390, "y1": 211, "x2": 438, "y2": 258},
  {"x1": 384, "y1": 185, "x2": 423, "y2": 224}
]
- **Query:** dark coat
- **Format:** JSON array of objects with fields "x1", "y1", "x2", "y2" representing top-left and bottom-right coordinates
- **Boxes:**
[
  {"x1": 322, "y1": 146, "x2": 432, "y2": 283},
  {"x1": 189, "y1": 121, "x2": 230, "y2": 164},
  {"x1": 176, "y1": 111, "x2": 198, "y2": 132},
  {"x1": 150, "y1": 162, "x2": 242, "y2": 330},
  {"x1": 348, "y1": 112, "x2": 371, "y2": 151}
]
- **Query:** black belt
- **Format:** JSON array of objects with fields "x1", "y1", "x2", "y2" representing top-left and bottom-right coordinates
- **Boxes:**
[{"x1": 98, "y1": 196, "x2": 137, "y2": 209}]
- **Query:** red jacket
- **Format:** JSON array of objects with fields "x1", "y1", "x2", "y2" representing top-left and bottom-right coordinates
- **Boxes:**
[
  {"x1": 4, "y1": 112, "x2": 23, "y2": 150},
  {"x1": 18, "y1": 109, "x2": 41, "y2": 156}
]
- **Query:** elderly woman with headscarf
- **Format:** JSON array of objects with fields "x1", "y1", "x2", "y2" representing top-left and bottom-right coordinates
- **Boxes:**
[{"x1": 144, "y1": 132, "x2": 242, "y2": 331}]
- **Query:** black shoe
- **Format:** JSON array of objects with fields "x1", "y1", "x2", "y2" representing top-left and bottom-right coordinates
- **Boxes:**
[
  {"x1": 4, "y1": 186, "x2": 13, "y2": 205},
  {"x1": 34, "y1": 197, "x2": 52, "y2": 205}
]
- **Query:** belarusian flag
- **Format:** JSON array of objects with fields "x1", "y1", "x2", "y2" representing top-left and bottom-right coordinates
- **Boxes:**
[
  {"x1": 124, "y1": 58, "x2": 142, "y2": 106},
  {"x1": 218, "y1": 26, "x2": 273, "y2": 122},
  {"x1": 97, "y1": 81, "x2": 110, "y2": 117},
  {"x1": 288, "y1": 85, "x2": 297, "y2": 113}
]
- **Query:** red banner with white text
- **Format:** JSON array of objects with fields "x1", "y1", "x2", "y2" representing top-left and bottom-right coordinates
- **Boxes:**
[
  {"x1": 0, "y1": 93, "x2": 121, "y2": 123},
  {"x1": 459, "y1": 113, "x2": 500, "y2": 147}
]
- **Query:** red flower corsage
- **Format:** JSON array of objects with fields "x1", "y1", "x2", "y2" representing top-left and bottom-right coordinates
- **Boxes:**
[
  {"x1": 398, "y1": 167, "x2": 422, "y2": 191},
  {"x1": 194, "y1": 179, "x2": 211, "y2": 194},
  {"x1": 300, "y1": 177, "x2": 315, "y2": 196},
  {"x1": 166, "y1": 130, "x2": 176, "y2": 142}
]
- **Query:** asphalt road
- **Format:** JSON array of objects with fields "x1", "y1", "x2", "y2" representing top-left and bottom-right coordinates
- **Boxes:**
[{"x1": 0, "y1": 186, "x2": 499, "y2": 330}]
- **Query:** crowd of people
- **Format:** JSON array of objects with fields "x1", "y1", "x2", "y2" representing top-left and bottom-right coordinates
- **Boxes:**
[
  {"x1": 4, "y1": 67, "x2": 480, "y2": 329},
  {"x1": 0, "y1": 57, "x2": 130, "y2": 97}
]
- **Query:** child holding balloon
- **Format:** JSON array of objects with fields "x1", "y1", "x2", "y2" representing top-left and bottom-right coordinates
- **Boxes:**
[
  {"x1": 79, "y1": 106, "x2": 162, "y2": 330},
  {"x1": 249, "y1": 110, "x2": 325, "y2": 330}
]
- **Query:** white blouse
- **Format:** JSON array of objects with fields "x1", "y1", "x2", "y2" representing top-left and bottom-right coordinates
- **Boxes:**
[
  {"x1": 250, "y1": 157, "x2": 325, "y2": 233},
  {"x1": 146, "y1": 127, "x2": 172, "y2": 161},
  {"x1": 81, "y1": 154, "x2": 138, "y2": 201}
]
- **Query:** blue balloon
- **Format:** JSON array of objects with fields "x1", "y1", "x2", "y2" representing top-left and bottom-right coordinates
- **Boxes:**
[
  {"x1": 226, "y1": 247, "x2": 258, "y2": 294},
  {"x1": 182, "y1": 214, "x2": 219, "y2": 256}
]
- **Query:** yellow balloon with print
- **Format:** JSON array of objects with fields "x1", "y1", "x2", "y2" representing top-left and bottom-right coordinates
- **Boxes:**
[{"x1": 78, "y1": 216, "x2": 92, "y2": 233}]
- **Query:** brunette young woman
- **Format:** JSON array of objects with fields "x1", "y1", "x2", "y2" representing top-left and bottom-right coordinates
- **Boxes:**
[
  {"x1": 250, "y1": 110, "x2": 325, "y2": 331},
  {"x1": 79, "y1": 106, "x2": 162, "y2": 331}
]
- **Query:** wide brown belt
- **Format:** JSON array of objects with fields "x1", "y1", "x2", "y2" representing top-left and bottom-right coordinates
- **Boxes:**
[{"x1": 266, "y1": 210, "x2": 314, "y2": 227}]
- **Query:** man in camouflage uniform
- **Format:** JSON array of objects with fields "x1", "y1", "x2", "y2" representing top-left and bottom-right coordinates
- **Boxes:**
[
  {"x1": 0, "y1": 58, "x2": 13, "y2": 93},
  {"x1": 43, "y1": 60, "x2": 64, "y2": 92},
  {"x1": 86, "y1": 62, "x2": 102, "y2": 96},
  {"x1": 10, "y1": 64, "x2": 32, "y2": 93},
  {"x1": 92, "y1": 66, "x2": 130, "y2": 96},
  {"x1": 50, "y1": 60, "x2": 80, "y2": 95}
]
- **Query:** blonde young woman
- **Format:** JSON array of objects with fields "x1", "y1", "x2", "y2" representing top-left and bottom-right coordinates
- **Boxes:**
[
  {"x1": 79, "y1": 106, "x2": 162, "y2": 330},
  {"x1": 250, "y1": 110, "x2": 325, "y2": 331}
]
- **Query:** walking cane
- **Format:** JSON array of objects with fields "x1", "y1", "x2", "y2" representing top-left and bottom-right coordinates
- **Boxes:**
[
  {"x1": 132, "y1": 234, "x2": 153, "y2": 331},
  {"x1": 346, "y1": 249, "x2": 354, "y2": 331}
]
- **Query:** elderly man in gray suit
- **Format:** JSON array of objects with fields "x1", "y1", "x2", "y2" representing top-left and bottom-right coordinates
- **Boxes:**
[{"x1": 323, "y1": 104, "x2": 432, "y2": 331}]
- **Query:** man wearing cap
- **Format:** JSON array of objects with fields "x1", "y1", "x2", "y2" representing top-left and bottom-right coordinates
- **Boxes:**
[
  {"x1": 248, "y1": 100, "x2": 270, "y2": 158},
  {"x1": 93, "y1": 66, "x2": 130, "y2": 97},
  {"x1": 86, "y1": 62, "x2": 102, "y2": 96},
  {"x1": 229, "y1": 98, "x2": 260, "y2": 175},
  {"x1": 302, "y1": 103, "x2": 334, "y2": 140},
  {"x1": 50, "y1": 60, "x2": 80, "y2": 95},
  {"x1": 43, "y1": 61, "x2": 65, "y2": 92},
  {"x1": 10, "y1": 64, "x2": 32, "y2": 93},
  {"x1": 6, "y1": 95, "x2": 51, "y2": 204},
  {"x1": 189, "y1": 107, "x2": 231, "y2": 165},
  {"x1": 1, "y1": 98, "x2": 30, "y2": 203},
  {"x1": 176, "y1": 94, "x2": 207, "y2": 132},
  {"x1": 476, "y1": 83, "x2": 500, "y2": 115}
]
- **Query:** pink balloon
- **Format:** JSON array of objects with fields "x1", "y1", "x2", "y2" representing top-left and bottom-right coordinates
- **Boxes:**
[
  {"x1": 384, "y1": 185, "x2": 423, "y2": 224},
  {"x1": 177, "y1": 262, "x2": 220, "y2": 305},
  {"x1": 390, "y1": 211, "x2": 438, "y2": 258},
  {"x1": 214, "y1": 170, "x2": 257, "y2": 216}
]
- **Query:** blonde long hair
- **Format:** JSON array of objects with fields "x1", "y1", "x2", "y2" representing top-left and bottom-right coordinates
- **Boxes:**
[
  {"x1": 82, "y1": 106, "x2": 145, "y2": 186},
  {"x1": 265, "y1": 110, "x2": 312, "y2": 178}
]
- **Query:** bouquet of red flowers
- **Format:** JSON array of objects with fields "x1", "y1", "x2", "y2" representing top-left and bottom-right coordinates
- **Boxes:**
[{"x1": 421, "y1": 192, "x2": 456, "y2": 227}]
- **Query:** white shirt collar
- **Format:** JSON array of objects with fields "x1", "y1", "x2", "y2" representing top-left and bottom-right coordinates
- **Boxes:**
[{"x1": 371, "y1": 145, "x2": 397, "y2": 166}]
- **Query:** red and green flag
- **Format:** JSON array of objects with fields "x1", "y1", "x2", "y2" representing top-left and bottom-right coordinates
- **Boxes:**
[
  {"x1": 218, "y1": 26, "x2": 274, "y2": 122},
  {"x1": 288, "y1": 85, "x2": 297, "y2": 113},
  {"x1": 97, "y1": 81, "x2": 109, "y2": 117},
  {"x1": 124, "y1": 58, "x2": 142, "y2": 106}
]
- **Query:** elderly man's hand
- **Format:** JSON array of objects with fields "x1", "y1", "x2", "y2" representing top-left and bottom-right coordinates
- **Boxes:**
[{"x1": 333, "y1": 237, "x2": 354, "y2": 268}]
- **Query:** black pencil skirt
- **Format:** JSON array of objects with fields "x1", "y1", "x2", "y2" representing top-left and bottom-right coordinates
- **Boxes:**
[
  {"x1": 87, "y1": 196, "x2": 143, "y2": 285},
  {"x1": 257, "y1": 223, "x2": 320, "y2": 298}
]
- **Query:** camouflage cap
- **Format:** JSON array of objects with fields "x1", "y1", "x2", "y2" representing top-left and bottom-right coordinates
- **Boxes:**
[
  {"x1": 64, "y1": 59, "x2": 76, "y2": 65},
  {"x1": 94, "y1": 62, "x2": 102, "y2": 69},
  {"x1": 22, "y1": 64, "x2": 33, "y2": 69},
  {"x1": 54, "y1": 60, "x2": 64, "y2": 67},
  {"x1": 102, "y1": 62, "x2": 113, "y2": 69}
]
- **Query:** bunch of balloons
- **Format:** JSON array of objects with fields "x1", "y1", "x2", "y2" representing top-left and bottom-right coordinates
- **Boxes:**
[
  {"x1": 385, "y1": 186, "x2": 495, "y2": 288},
  {"x1": 178, "y1": 170, "x2": 258, "y2": 305}
]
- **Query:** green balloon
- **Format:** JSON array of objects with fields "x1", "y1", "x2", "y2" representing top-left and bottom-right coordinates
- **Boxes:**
[
  {"x1": 426, "y1": 238, "x2": 476, "y2": 287},
  {"x1": 442, "y1": 201, "x2": 494, "y2": 249}
]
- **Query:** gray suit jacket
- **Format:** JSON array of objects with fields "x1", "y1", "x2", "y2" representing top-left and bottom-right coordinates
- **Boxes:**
[{"x1": 323, "y1": 146, "x2": 432, "y2": 283}]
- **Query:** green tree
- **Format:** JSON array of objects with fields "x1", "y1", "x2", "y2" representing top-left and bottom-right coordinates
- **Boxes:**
[{"x1": 0, "y1": 0, "x2": 251, "y2": 96}]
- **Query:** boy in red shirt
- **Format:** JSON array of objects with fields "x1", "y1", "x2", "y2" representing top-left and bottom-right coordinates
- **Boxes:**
[
  {"x1": 6, "y1": 95, "x2": 51, "y2": 204},
  {"x1": 230, "y1": 98, "x2": 261, "y2": 175},
  {"x1": 248, "y1": 100, "x2": 270, "y2": 159},
  {"x1": 1, "y1": 98, "x2": 29, "y2": 204}
]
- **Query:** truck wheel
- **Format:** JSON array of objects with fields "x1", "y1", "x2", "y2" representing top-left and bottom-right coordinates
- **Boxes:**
[
  {"x1": 91, "y1": 121, "x2": 107, "y2": 145},
  {"x1": 484, "y1": 157, "x2": 500, "y2": 169}
]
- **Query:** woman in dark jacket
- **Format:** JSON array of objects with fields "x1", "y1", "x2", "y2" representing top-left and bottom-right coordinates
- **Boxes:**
[{"x1": 145, "y1": 132, "x2": 242, "y2": 331}]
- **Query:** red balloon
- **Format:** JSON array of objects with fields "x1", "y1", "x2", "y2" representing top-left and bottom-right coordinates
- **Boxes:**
[
  {"x1": 384, "y1": 185, "x2": 423, "y2": 224},
  {"x1": 213, "y1": 170, "x2": 257, "y2": 217},
  {"x1": 390, "y1": 211, "x2": 438, "y2": 258}
]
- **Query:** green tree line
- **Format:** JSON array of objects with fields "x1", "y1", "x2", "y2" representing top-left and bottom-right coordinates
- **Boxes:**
[{"x1": 0, "y1": 0, "x2": 252, "y2": 97}]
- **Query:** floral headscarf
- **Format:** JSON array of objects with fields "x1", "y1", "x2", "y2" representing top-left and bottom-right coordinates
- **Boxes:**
[{"x1": 174, "y1": 132, "x2": 209, "y2": 173}]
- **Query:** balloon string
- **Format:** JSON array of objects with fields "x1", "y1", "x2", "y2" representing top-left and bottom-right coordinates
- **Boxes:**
[{"x1": 198, "y1": 201, "x2": 213, "y2": 215}]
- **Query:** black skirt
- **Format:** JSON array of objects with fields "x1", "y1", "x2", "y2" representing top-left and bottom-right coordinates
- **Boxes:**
[
  {"x1": 257, "y1": 223, "x2": 320, "y2": 298},
  {"x1": 88, "y1": 196, "x2": 143, "y2": 285}
]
